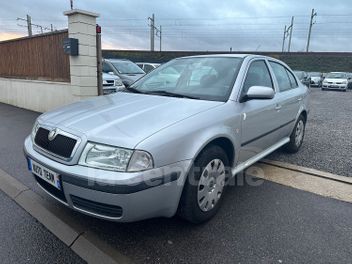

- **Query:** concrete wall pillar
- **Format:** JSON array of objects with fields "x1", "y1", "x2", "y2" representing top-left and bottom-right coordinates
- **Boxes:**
[{"x1": 64, "y1": 9, "x2": 99, "y2": 100}]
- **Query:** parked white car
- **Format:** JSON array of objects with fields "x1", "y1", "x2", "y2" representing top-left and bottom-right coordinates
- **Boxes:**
[
  {"x1": 136, "y1": 62, "x2": 161, "y2": 73},
  {"x1": 322, "y1": 72, "x2": 350, "y2": 92}
]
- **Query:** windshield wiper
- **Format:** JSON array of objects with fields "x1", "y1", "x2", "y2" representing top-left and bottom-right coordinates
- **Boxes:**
[
  {"x1": 144, "y1": 90, "x2": 200, "y2": 99},
  {"x1": 124, "y1": 87, "x2": 143, "y2": 94}
]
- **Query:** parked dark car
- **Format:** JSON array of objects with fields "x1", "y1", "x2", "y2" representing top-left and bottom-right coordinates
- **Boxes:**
[
  {"x1": 308, "y1": 72, "x2": 323, "y2": 87},
  {"x1": 347, "y1": 73, "x2": 352, "y2": 89},
  {"x1": 294, "y1": 71, "x2": 311, "y2": 88},
  {"x1": 103, "y1": 59, "x2": 146, "y2": 87}
]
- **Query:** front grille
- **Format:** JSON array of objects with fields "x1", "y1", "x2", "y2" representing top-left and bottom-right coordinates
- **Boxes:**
[
  {"x1": 103, "y1": 80, "x2": 114, "y2": 87},
  {"x1": 35, "y1": 175, "x2": 67, "y2": 203},
  {"x1": 71, "y1": 195, "x2": 123, "y2": 218},
  {"x1": 34, "y1": 127, "x2": 77, "y2": 159}
]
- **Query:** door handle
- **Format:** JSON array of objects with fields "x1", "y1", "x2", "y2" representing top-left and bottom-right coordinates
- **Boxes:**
[
  {"x1": 297, "y1": 97, "x2": 303, "y2": 101},
  {"x1": 275, "y1": 104, "x2": 282, "y2": 111}
]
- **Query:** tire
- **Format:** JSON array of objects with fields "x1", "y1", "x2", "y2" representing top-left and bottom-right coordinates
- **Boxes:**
[
  {"x1": 321, "y1": 88, "x2": 325, "y2": 91},
  {"x1": 285, "y1": 115, "x2": 306, "y2": 153},
  {"x1": 178, "y1": 145, "x2": 230, "y2": 224}
]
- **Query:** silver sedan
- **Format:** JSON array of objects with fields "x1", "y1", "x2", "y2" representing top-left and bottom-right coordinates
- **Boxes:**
[{"x1": 24, "y1": 54, "x2": 309, "y2": 223}]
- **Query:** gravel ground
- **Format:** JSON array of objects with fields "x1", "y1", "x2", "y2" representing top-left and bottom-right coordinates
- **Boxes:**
[{"x1": 269, "y1": 88, "x2": 352, "y2": 177}]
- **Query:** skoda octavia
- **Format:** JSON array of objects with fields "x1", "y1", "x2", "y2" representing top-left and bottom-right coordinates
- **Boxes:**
[{"x1": 24, "y1": 55, "x2": 309, "y2": 223}]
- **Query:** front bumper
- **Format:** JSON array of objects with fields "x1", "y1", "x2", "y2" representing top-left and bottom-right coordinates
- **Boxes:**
[
  {"x1": 322, "y1": 83, "x2": 347, "y2": 90},
  {"x1": 24, "y1": 136, "x2": 192, "y2": 222}
]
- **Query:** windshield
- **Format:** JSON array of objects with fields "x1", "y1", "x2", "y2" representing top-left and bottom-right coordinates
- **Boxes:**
[
  {"x1": 111, "y1": 61, "x2": 145, "y2": 74},
  {"x1": 294, "y1": 71, "x2": 304, "y2": 79},
  {"x1": 326, "y1": 72, "x2": 347, "y2": 79},
  {"x1": 309, "y1": 72, "x2": 321, "y2": 77},
  {"x1": 129, "y1": 57, "x2": 243, "y2": 101}
]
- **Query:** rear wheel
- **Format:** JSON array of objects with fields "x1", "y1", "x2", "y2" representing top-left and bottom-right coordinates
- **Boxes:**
[
  {"x1": 285, "y1": 115, "x2": 306, "y2": 153},
  {"x1": 178, "y1": 145, "x2": 229, "y2": 224}
]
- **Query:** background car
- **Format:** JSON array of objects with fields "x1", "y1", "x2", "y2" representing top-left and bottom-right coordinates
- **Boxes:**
[
  {"x1": 322, "y1": 72, "x2": 349, "y2": 92},
  {"x1": 308, "y1": 72, "x2": 323, "y2": 87},
  {"x1": 136, "y1": 62, "x2": 161, "y2": 73},
  {"x1": 102, "y1": 73, "x2": 125, "y2": 95},
  {"x1": 293, "y1": 71, "x2": 311, "y2": 88},
  {"x1": 103, "y1": 59, "x2": 146, "y2": 87},
  {"x1": 347, "y1": 73, "x2": 352, "y2": 89}
]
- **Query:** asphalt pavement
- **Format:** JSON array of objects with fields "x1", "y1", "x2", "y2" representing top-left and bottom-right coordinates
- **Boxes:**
[
  {"x1": 0, "y1": 190, "x2": 85, "y2": 264},
  {"x1": 0, "y1": 90, "x2": 352, "y2": 263}
]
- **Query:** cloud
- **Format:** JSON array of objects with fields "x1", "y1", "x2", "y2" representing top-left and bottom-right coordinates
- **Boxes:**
[{"x1": 0, "y1": 0, "x2": 351, "y2": 51}]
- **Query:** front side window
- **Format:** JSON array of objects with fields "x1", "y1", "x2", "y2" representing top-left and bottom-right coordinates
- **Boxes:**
[
  {"x1": 130, "y1": 57, "x2": 243, "y2": 101},
  {"x1": 242, "y1": 60, "x2": 273, "y2": 96},
  {"x1": 270, "y1": 62, "x2": 292, "y2": 92}
]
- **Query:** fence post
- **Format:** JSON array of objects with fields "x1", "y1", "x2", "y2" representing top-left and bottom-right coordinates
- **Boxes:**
[{"x1": 64, "y1": 9, "x2": 99, "y2": 100}]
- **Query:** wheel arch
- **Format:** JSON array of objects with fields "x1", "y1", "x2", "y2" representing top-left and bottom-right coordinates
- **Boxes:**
[{"x1": 195, "y1": 136, "x2": 236, "y2": 168}]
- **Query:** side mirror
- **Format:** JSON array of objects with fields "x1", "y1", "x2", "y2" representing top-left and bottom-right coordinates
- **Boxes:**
[
  {"x1": 108, "y1": 71, "x2": 115, "y2": 75},
  {"x1": 242, "y1": 86, "x2": 275, "y2": 102}
]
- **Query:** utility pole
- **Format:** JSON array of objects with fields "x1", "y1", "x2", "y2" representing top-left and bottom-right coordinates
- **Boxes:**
[
  {"x1": 148, "y1": 14, "x2": 155, "y2": 51},
  {"x1": 282, "y1": 25, "x2": 288, "y2": 52},
  {"x1": 50, "y1": 24, "x2": 53, "y2": 32},
  {"x1": 306, "y1": 8, "x2": 317, "y2": 52},
  {"x1": 159, "y1": 25, "x2": 162, "y2": 52},
  {"x1": 288, "y1": 16, "x2": 294, "y2": 52},
  {"x1": 26, "y1": 14, "x2": 32, "y2": 36},
  {"x1": 96, "y1": 24, "x2": 103, "y2": 96}
]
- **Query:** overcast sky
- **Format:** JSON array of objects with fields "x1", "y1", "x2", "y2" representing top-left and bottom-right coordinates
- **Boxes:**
[{"x1": 0, "y1": 0, "x2": 351, "y2": 52}]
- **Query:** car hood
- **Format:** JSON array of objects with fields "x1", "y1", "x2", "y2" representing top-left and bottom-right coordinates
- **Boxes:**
[
  {"x1": 38, "y1": 93, "x2": 223, "y2": 148},
  {"x1": 324, "y1": 78, "x2": 347, "y2": 83},
  {"x1": 102, "y1": 72, "x2": 119, "y2": 81}
]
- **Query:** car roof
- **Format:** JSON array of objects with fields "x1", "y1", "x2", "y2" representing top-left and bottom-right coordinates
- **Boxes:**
[
  {"x1": 104, "y1": 58, "x2": 132, "y2": 62},
  {"x1": 177, "y1": 54, "x2": 256, "y2": 59}
]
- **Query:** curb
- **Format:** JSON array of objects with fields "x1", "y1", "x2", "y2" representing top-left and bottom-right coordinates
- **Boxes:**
[
  {"x1": 247, "y1": 162, "x2": 352, "y2": 204},
  {"x1": 0, "y1": 168, "x2": 133, "y2": 264},
  {"x1": 261, "y1": 159, "x2": 352, "y2": 185}
]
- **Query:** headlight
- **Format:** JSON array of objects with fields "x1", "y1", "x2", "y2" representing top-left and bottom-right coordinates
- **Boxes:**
[
  {"x1": 78, "y1": 142, "x2": 153, "y2": 172},
  {"x1": 114, "y1": 79, "x2": 123, "y2": 86},
  {"x1": 31, "y1": 121, "x2": 39, "y2": 141},
  {"x1": 342, "y1": 81, "x2": 347, "y2": 84}
]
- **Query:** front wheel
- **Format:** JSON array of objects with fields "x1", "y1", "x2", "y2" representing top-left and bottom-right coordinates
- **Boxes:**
[
  {"x1": 285, "y1": 115, "x2": 306, "y2": 153},
  {"x1": 178, "y1": 145, "x2": 230, "y2": 224}
]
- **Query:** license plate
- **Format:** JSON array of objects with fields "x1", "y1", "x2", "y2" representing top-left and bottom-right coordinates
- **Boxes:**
[{"x1": 28, "y1": 159, "x2": 62, "y2": 190}]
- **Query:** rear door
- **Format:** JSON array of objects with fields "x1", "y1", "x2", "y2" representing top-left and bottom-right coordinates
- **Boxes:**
[
  {"x1": 238, "y1": 59, "x2": 280, "y2": 162},
  {"x1": 268, "y1": 61, "x2": 302, "y2": 138}
]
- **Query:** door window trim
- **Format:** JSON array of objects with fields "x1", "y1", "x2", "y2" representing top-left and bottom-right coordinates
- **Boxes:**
[
  {"x1": 268, "y1": 60, "x2": 299, "y2": 92},
  {"x1": 238, "y1": 58, "x2": 276, "y2": 102}
]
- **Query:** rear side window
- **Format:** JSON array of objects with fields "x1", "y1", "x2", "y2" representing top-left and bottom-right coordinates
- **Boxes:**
[
  {"x1": 286, "y1": 69, "x2": 298, "y2": 88},
  {"x1": 242, "y1": 60, "x2": 273, "y2": 95},
  {"x1": 269, "y1": 62, "x2": 292, "y2": 92}
]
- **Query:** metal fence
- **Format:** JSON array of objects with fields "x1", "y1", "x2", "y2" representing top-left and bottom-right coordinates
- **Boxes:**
[{"x1": 0, "y1": 30, "x2": 70, "y2": 82}]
